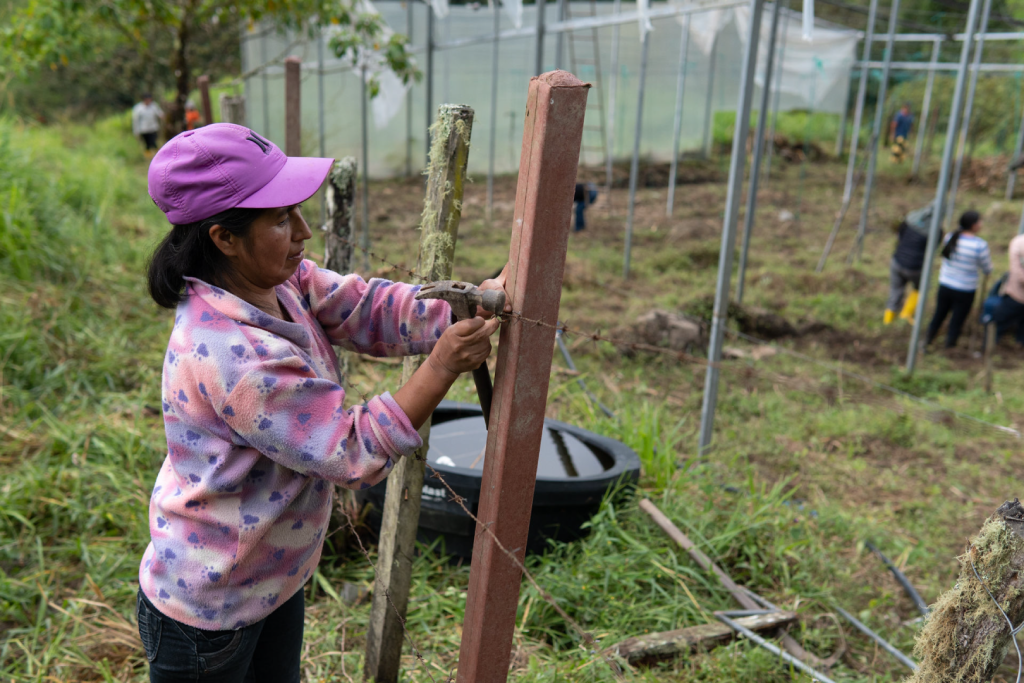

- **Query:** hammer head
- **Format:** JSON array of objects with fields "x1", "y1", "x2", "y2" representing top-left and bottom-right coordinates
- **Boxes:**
[{"x1": 415, "y1": 280, "x2": 506, "y2": 321}]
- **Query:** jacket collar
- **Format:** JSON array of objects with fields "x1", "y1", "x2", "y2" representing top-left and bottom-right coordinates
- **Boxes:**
[{"x1": 184, "y1": 277, "x2": 312, "y2": 350}]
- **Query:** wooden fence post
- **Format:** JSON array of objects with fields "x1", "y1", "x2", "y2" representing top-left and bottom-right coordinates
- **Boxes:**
[
  {"x1": 218, "y1": 94, "x2": 246, "y2": 125},
  {"x1": 324, "y1": 157, "x2": 358, "y2": 274},
  {"x1": 363, "y1": 104, "x2": 475, "y2": 683},
  {"x1": 197, "y1": 75, "x2": 213, "y2": 126},
  {"x1": 285, "y1": 57, "x2": 301, "y2": 156},
  {"x1": 456, "y1": 71, "x2": 589, "y2": 683}
]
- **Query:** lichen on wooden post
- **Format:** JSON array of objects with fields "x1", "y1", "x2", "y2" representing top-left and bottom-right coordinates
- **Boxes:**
[
  {"x1": 907, "y1": 498, "x2": 1024, "y2": 683},
  {"x1": 324, "y1": 157, "x2": 357, "y2": 274},
  {"x1": 363, "y1": 104, "x2": 474, "y2": 683}
]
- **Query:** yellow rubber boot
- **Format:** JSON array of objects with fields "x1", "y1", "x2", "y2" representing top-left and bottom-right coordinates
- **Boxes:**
[
  {"x1": 884, "y1": 309, "x2": 895, "y2": 325},
  {"x1": 900, "y1": 290, "x2": 919, "y2": 322}
]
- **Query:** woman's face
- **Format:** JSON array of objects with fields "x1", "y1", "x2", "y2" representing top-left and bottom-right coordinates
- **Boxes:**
[{"x1": 215, "y1": 205, "x2": 312, "y2": 291}]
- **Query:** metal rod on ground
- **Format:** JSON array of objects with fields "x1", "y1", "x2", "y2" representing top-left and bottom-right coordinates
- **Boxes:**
[
  {"x1": 323, "y1": 157, "x2": 358, "y2": 274},
  {"x1": 1007, "y1": 94, "x2": 1024, "y2": 200},
  {"x1": 984, "y1": 322, "x2": 996, "y2": 391},
  {"x1": 426, "y1": 8, "x2": 434, "y2": 166},
  {"x1": 907, "y1": 0, "x2": 982, "y2": 373},
  {"x1": 364, "y1": 104, "x2": 474, "y2": 683},
  {"x1": 817, "y1": 149, "x2": 872, "y2": 271},
  {"x1": 714, "y1": 612, "x2": 838, "y2": 683},
  {"x1": 912, "y1": 38, "x2": 941, "y2": 178},
  {"x1": 666, "y1": 15, "x2": 692, "y2": 217},
  {"x1": 850, "y1": 0, "x2": 900, "y2": 263},
  {"x1": 944, "y1": 0, "x2": 993, "y2": 231},
  {"x1": 535, "y1": 0, "x2": 546, "y2": 76},
  {"x1": 456, "y1": 71, "x2": 588, "y2": 683},
  {"x1": 198, "y1": 75, "x2": 213, "y2": 126},
  {"x1": 487, "y1": 0, "x2": 501, "y2": 227},
  {"x1": 736, "y1": 0, "x2": 783, "y2": 305},
  {"x1": 261, "y1": 31, "x2": 270, "y2": 137},
  {"x1": 701, "y1": 34, "x2": 719, "y2": 160},
  {"x1": 838, "y1": 0, "x2": 879, "y2": 206},
  {"x1": 697, "y1": 0, "x2": 764, "y2": 455},
  {"x1": 360, "y1": 66, "x2": 370, "y2": 272},
  {"x1": 866, "y1": 540, "x2": 931, "y2": 615},
  {"x1": 835, "y1": 65, "x2": 853, "y2": 157},
  {"x1": 623, "y1": 30, "x2": 650, "y2": 280},
  {"x1": 406, "y1": 0, "x2": 414, "y2": 177},
  {"x1": 284, "y1": 57, "x2": 301, "y2": 157},
  {"x1": 556, "y1": 330, "x2": 615, "y2": 418},
  {"x1": 834, "y1": 605, "x2": 918, "y2": 671},
  {"x1": 762, "y1": 0, "x2": 789, "y2": 182},
  {"x1": 605, "y1": 0, "x2": 622, "y2": 203}
]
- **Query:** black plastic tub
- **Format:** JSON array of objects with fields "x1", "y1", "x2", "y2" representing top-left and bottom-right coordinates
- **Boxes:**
[{"x1": 356, "y1": 401, "x2": 641, "y2": 559}]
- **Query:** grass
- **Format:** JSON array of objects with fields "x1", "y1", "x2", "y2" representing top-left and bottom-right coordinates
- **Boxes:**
[{"x1": 2, "y1": 113, "x2": 1024, "y2": 681}]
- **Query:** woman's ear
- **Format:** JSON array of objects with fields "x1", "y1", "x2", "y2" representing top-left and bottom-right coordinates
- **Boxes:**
[{"x1": 209, "y1": 224, "x2": 242, "y2": 258}]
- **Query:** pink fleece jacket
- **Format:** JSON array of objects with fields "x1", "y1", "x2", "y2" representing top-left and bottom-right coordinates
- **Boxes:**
[{"x1": 139, "y1": 260, "x2": 450, "y2": 630}]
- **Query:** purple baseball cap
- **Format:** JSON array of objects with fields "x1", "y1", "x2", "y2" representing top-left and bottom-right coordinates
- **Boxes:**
[{"x1": 148, "y1": 123, "x2": 333, "y2": 225}]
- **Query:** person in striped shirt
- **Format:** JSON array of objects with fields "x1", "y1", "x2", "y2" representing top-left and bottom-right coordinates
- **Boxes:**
[{"x1": 925, "y1": 210, "x2": 993, "y2": 349}]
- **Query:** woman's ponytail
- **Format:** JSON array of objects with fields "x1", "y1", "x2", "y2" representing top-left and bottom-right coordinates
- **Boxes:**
[
  {"x1": 146, "y1": 207, "x2": 264, "y2": 308},
  {"x1": 941, "y1": 209, "x2": 981, "y2": 260}
]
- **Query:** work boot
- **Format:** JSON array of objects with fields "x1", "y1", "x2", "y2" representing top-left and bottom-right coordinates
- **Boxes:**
[
  {"x1": 900, "y1": 290, "x2": 919, "y2": 322},
  {"x1": 884, "y1": 309, "x2": 895, "y2": 325}
]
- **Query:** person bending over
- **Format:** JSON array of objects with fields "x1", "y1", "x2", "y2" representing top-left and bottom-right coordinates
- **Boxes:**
[
  {"x1": 136, "y1": 123, "x2": 507, "y2": 682},
  {"x1": 885, "y1": 203, "x2": 936, "y2": 325},
  {"x1": 993, "y1": 232, "x2": 1024, "y2": 346},
  {"x1": 924, "y1": 210, "x2": 992, "y2": 349}
]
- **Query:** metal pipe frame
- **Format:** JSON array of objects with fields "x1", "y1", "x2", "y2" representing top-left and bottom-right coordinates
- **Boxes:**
[
  {"x1": 535, "y1": 0, "x2": 546, "y2": 76},
  {"x1": 554, "y1": 0, "x2": 565, "y2": 69},
  {"x1": 907, "y1": 0, "x2": 982, "y2": 372},
  {"x1": 912, "y1": 38, "x2": 941, "y2": 177},
  {"x1": 854, "y1": 60, "x2": 1024, "y2": 72},
  {"x1": 698, "y1": 0, "x2": 764, "y2": 455},
  {"x1": 361, "y1": 66, "x2": 371, "y2": 272},
  {"x1": 406, "y1": 0, "x2": 414, "y2": 177},
  {"x1": 851, "y1": 0, "x2": 901, "y2": 263},
  {"x1": 833, "y1": 605, "x2": 918, "y2": 671},
  {"x1": 623, "y1": 30, "x2": 651, "y2": 279},
  {"x1": 487, "y1": 0, "x2": 501, "y2": 225},
  {"x1": 835, "y1": 65, "x2": 853, "y2": 157},
  {"x1": 715, "y1": 611, "x2": 838, "y2": 683},
  {"x1": 1007, "y1": 87, "x2": 1024, "y2": 200},
  {"x1": 763, "y1": 0, "x2": 789, "y2": 181},
  {"x1": 736, "y1": 0, "x2": 783, "y2": 304},
  {"x1": 426, "y1": 8, "x2": 434, "y2": 166},
  {"x1": 702, "y1": 33, "x2": 719, "y2": 159},
  {"x1": 261, "y1": 31, "x2": 271, "y2": 137},
  {"x1": 666, "y1": 14, "x2": 693, "y2": 217},
  {"x1": 945, "y1": 0, "x2": 993, "y2": 231},
  {"x1": 840, "y1": 0, "x2": 878, "y2": 208},
  {"x1": 606, "y1": 0, "x2": 622, "y2": 197}
]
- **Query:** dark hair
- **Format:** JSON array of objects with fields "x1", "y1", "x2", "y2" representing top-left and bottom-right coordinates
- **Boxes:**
[
  {"x1": 147, "y1": 207, "x2": 264, "y2": 308},
  {"x1": 942, "y1": 210, "x2": 981, "y2": 260},
  {"x1": 142, "y1": 92, "x2": 153, "y2": 99}
]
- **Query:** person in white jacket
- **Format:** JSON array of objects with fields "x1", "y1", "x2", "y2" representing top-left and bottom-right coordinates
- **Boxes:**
[{"x1": 132, "y1": 94, "x2": 164, "y2": 157}]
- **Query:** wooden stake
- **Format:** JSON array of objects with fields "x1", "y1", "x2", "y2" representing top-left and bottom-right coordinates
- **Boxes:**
[
  {"x1": 324, "y1": 157, "x2": 358, "y2": 275},
  {"x1": 285, "y1": 57, "x2": 301, "y2": 156},
  {"x1": 197, "y1": 75, "x2": 213, "y2": 126},
  {"x1": 218, "y1": 93, "x2": 246, "y2": 125},
  {"x1": 984, "y1": 322, "x2": 996, "y2": 393},
  {"x1": 456, "y1": 71, "x2": 589, "y2": 683},
  {"x1": 363, "y1": 104, "x2": 474, "y2": 683}
]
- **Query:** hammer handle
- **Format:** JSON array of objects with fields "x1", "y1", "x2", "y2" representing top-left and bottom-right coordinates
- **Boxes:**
[{"x1": 472, "y1": 363, "x2": 494, "y2": 430}]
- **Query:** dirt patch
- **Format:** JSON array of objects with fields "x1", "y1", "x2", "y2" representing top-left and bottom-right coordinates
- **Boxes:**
[{"x1": 576, "y1": 159, "x2": 723, "y2": 189}]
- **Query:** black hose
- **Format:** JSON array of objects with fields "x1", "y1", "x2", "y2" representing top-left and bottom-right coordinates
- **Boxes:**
[{"x1": 866, "y1": 540, "x2": 930, "y2": 616}]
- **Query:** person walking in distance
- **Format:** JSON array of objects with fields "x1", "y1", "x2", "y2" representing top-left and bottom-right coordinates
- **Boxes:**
[
  {"x1": 133, "y1": 93, "x2": 165, "y2": 158},
  {"x1": 136, "y1": 123, "x2": 507, "y2": 681},
  {"x1": 884, "y1": 203, "x2": 936, "y2": 325},
  {"x1": 889, "y1": 103, "x2": 913, "y2": 164},
  {"x1": 573, "y1": 181, "x2": 598, "y2": 232},
  {"x1": 924, "y1": 210, "x2": 993, "y2": 349}
]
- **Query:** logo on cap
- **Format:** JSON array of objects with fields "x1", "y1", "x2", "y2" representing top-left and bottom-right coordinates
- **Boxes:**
[{"x1": 245, "y1": 131, "x2": 271, "y2": 155}]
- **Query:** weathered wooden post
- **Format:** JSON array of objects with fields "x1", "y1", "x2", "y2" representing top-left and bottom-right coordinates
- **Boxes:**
[
  {"x1": 218, "y1": 94, "x2": 246, "y2": 125},
  {"x1": 908, "y1": 499, "x2": 1024, "y2": 682},
  {"x1": 363, "y1": 104, "x2": 474, "y2": 683},
  {"x1": 285, "y1": 56, "x2": 301, "y2": 156},
  {"x1": 456, "y1": 70, "x2": 589, "y2": 683},
  {"x1": 323, "y1": 157, "x2": 358, "y2": 274},
  {"x1": 197, "y1": 75, "x2": 213, "y2": 126}
]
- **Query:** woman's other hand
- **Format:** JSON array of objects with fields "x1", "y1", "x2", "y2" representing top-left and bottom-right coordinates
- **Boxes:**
[
  {"x1": 428, "y1": 316, "x2": 500, "y2": 379},
  {"x1": 477, "y1": 263, "x2": 511, "y2": 319}
]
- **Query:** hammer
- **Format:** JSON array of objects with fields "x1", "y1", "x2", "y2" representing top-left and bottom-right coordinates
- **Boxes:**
[{"x1": 415, "y1": 280, "x2": 505, "y2": 428}]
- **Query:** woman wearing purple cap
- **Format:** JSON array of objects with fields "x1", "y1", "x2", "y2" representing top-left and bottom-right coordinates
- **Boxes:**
[{"x1": 137, "y1": 123, "x2": 506, "y2": 681}]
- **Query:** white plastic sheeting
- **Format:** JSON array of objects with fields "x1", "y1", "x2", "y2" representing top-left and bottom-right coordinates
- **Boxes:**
[{"x1": 242, "y1": 1, "x2": 858, "y2": 178}]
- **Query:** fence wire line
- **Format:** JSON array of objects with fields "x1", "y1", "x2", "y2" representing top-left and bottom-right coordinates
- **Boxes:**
[{"x1": 335, "y1": 236, "x2": 1021, "y2": 441}]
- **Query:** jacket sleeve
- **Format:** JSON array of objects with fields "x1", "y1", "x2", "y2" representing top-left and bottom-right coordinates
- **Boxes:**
[
  {"x1": 980, "y1": 243, "x2": 994, "y2": 275},
  {"x1": 292, "y1": 260, "x2": 451, "y2": 357},
  {"x1": 217, "y1": 354, "x2": 419, "y2": 489}
]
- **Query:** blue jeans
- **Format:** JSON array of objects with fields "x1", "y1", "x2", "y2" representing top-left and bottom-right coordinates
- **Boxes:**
[
  {"x1": 137, "y1": 588, "x2": 303, "y2": 683},
  {"x1": 574, "y1": 188, "x2": 598, "y2": 232},
  {"x1": 994, "y1": 295, "x2": 1024, "y2": 345}
]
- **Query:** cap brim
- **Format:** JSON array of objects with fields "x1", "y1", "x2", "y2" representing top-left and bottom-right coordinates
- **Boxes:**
[{"x1": 236, "y1": 156, "x2": 334, "y2": 210}]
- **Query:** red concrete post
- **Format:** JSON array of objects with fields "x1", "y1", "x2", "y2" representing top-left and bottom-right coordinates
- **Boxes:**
[
  {"x1": 456, "y1": 70, "x2": 589, "y2": 683},
  {"x1": 197, "y1": 75, "x2": 213, "y2": 126},
  {"x1": 284, "y1": 57, "x2": 301, "y2": 156}
]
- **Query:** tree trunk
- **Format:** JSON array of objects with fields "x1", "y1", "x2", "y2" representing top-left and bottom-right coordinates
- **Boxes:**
[
  {"x1": 907, "y1": 498, "x2": 1024, "y2": 683},
  {"x1": 165, "y1": 11, "x2": 192, "y2": 140},
  {"x1": 323, "y1": 157, "x2": 357, "y2": 274}
]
